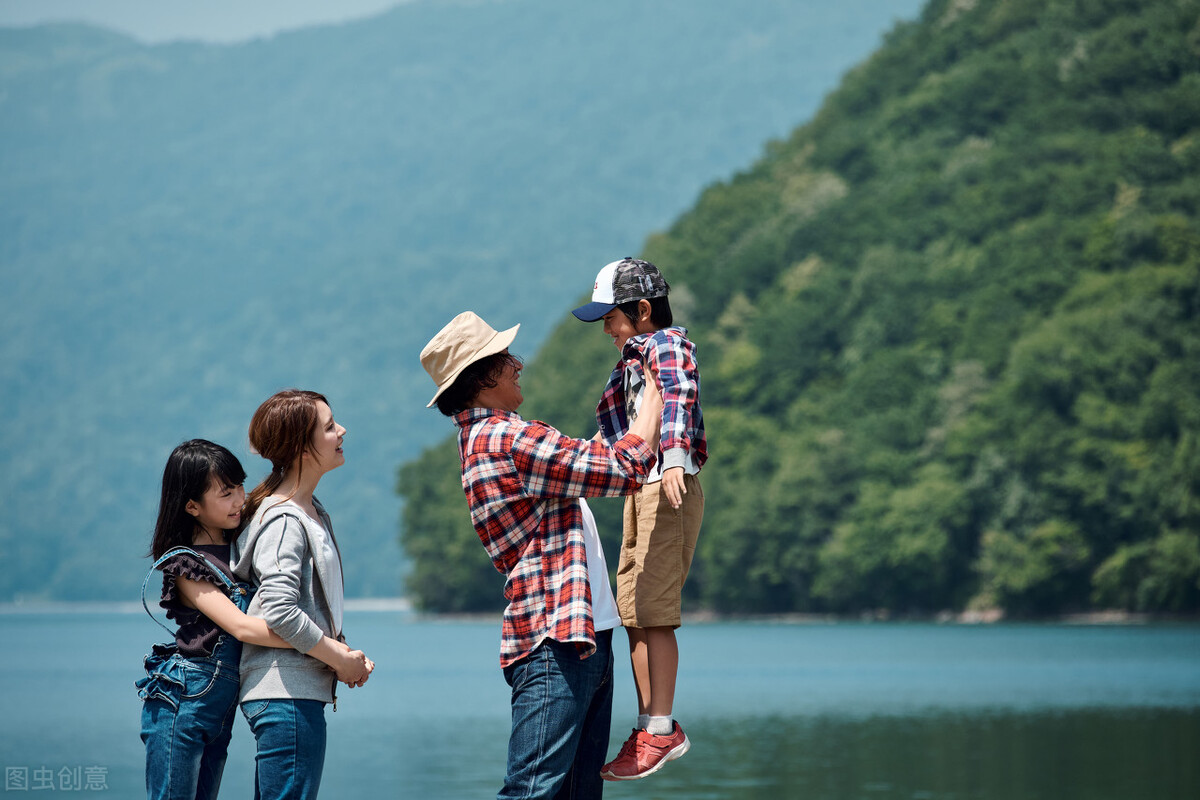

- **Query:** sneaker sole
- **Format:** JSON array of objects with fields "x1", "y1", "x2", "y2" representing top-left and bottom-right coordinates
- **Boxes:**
[{"x1": 600, "y1": 734, "x2": 691, "y2": 781}]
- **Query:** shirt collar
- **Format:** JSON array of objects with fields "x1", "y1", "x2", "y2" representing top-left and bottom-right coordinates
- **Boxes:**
[
  {"x1": 452, "y1": 406, "x2": 522, "y2": 428},
  {"x1": 619, "y1": 325, "x2": 688, "y2": 361},
  {"x1": 621, "y1": 333, "x2": 651, "y2": 361}
]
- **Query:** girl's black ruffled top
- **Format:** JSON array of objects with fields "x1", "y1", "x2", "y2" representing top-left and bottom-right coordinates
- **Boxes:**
[{"x1": 158, "y1": 543, "x2": 235, "y2": 658}]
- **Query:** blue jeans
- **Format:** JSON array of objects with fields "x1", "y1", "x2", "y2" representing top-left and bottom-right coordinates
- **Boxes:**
[
  {"x1": 138, "y1": 634, "x2": 243, "y2": 800},
  {"x1": 240, "y1": 698, "x2": 327, "y2": 800},
  {"x1": 500, "y1": 630, "x2": 614, "y2": 800}
]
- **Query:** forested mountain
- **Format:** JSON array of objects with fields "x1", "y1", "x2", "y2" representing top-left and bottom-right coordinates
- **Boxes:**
[
  {"x1": 399, "y1": 0, "x2": 1200, "y2": 616},
  {"x1": 0, "y1": 0, "x2": 925, "y2": 601}
]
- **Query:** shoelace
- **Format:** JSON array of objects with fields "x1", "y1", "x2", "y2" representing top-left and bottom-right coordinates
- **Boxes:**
[{"x1": 615, "y1": 731, "x2": 641, "y2": 760}]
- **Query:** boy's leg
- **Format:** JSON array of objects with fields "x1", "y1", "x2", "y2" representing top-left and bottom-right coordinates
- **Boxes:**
[
  {"x1": 629, "y1": 626, "x2": 679, "y2": 718},
  {"x1": 601, "y1": 634, "x2": 691, "y2": 782},
  {"x1": 605, "y1": 477, "x2": 702, "y2": 780},
  {"x1": 619, "y1": 475, "x2": 704, "y2": 719},
  {"x1": 626, "y1": 627, "x2": 651, "y2": 716}
]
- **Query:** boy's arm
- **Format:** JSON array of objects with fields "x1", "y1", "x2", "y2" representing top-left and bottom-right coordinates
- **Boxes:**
[
  {"x1": 660, "y1": 466, "x2": 686, "y2": 509},
  {"x1": 645, "y1": 333, "x2": 699, "y2": 509},
  {"x1": 646, "y1": 332, "x2": 700, "y2": 454}
]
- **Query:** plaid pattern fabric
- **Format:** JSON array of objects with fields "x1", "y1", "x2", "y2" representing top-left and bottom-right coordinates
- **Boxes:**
[
  {"x1": 596, "y1": 326, "x2": 708, "y2": 470},
  {"x1": 453, "y1": 407, "x2": 655, "y2": 667}
]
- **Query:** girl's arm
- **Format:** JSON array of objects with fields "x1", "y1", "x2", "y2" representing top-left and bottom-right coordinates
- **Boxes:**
[
  {"x1": 179, "y1": 577, "x2": 373, "y2": 684},
  {"x1": 176, "y1": 576, "x2": 290, "y2": 648}
]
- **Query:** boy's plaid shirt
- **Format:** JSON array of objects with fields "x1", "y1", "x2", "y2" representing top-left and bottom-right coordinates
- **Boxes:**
[
  {"x1": 596, "y1": 326, "x2": 708, "y2": 471},
  {"x1": 452, "y1": 407, "x2": 655, "y2": 667}
]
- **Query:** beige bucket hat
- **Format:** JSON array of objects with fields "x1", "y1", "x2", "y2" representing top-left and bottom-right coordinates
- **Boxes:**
[{"x1": 421, "y1": 311, "x2": 520, "y2": 407}]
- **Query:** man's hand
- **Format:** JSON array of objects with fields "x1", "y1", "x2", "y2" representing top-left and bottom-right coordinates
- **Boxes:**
[{"x1": 629, "y1": 362, "x2": 664, "y2": 451}]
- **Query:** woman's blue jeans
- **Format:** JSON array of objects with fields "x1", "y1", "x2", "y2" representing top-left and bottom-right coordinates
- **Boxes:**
[
  {"x1": 138, "y1": 634, "x2": 243, "y2": 800},
  {"x1": 499, "y1": 630, "x2": 614, "y2": 800},
  {"x1": 240, "y1": 698, "x2": 327, "y2": 800}
]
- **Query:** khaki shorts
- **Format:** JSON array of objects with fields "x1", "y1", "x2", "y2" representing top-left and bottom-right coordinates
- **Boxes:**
[{"x1": 616, "y1": 473, "x2": 704, "y2": 629}]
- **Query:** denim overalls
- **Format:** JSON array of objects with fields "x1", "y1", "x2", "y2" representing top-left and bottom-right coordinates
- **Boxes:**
[{"x1": 136, "y1": 547, "x2": 254, "y2": 800}]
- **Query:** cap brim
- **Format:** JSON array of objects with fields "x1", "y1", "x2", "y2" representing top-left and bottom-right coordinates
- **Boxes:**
[
  {"x1": 572, "y1": 302, "x2": 616, "y2": 322},
  {"x1": 425, "y1": 323, "x2": 520, "y2": 407}
]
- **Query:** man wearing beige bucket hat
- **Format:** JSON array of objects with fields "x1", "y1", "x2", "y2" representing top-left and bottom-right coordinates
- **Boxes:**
[{"x1": 421, "y1": 311, "x2": 664, "y2": 799}]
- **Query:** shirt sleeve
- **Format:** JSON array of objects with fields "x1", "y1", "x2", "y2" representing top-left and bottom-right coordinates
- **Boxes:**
[
  {"x1": 248, "y1": 515, "x2": 325, "y2": 653},
  {"x1": 645, "y1": 331, "x2": 701, "y2": 463},
  {"x1": 159, "y1": 553, "x2": 225, "y2": 619},
  {"x1": 511, "y1": 419, "x2": 655, "y2": 499}
]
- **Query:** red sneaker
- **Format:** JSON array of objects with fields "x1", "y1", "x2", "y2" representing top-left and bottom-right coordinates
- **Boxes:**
[{"x1": 600, "y1": 723, "x2": 690, "y2": 781}]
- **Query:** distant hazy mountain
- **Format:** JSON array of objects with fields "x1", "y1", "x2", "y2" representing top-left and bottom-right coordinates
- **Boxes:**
[{"x1": 0, "y1": 0, "x2": 924, "y2": 601}]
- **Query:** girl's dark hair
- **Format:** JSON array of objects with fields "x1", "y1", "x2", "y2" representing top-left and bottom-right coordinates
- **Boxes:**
[
  {"x1": 435, "y1": 351, "x2": 523, "y2": 416},
  {"x1": 243, "y1": 389, "x2": 330, "y2": 521},
  {"x1": 617, "y1": 296, "x2": 673, "y2": 329},
  {"x1": 150, "y1": 439, "x2": 247, "y2": 559}
]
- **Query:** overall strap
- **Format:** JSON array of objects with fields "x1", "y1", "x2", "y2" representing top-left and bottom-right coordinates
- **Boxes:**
[{"x1": 140, "y1": 546, "x2": 236, "y2": 638}]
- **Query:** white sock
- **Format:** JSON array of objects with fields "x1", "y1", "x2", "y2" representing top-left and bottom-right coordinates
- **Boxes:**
[
  {"x1": 637, "y1": 714, "x2": 650, "y2": 731},
  {"x1": 647, "y1": 715, "x2": 674, "y2": 736}
]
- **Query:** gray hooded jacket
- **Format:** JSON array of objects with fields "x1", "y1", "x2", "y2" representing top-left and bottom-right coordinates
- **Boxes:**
[{"x1": 231, "y1": 497, "x2": 343, "y2": 704}]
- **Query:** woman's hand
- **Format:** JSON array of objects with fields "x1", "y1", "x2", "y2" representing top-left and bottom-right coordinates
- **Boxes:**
[
  {"x1": 308, "y1": 636, "x2": 374, "y2": 686},
  {"x1": 335, "y1": 647, "x2": 374, "y2": 687}
]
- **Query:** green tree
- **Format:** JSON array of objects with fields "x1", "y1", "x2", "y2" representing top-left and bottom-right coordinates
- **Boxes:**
[
  {"x1": 814, "y1": 463, "x2": 972, "y2": 611},
  {"x1": 1092, "y1": 529, "x2": 1200, "y2": 613},
  {"x1": 973, "y1": 520, "x2": 1092, "y2": 615},
  {"x1": 398, "y1": 440, "x2": 503, "y2": 613}
]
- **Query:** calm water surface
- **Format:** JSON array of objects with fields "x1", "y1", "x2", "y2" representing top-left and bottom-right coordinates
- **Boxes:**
[{"x1": 2, "y1": 611, "x2": 1197, "y2": 798}]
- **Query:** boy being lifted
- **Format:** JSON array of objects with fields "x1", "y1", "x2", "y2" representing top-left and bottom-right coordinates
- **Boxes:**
[{"x1": 573, "y1": 257, "x2": 707, "y2": 781}]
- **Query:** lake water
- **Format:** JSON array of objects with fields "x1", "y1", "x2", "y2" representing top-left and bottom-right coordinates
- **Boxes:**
[{"x1": 2, "y1": 610, "x2": 1198, "y2": 798}]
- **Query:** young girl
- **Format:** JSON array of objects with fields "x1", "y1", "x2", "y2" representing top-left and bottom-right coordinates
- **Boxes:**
[
  {"x1": 138, "y1": 439, "x2": 295, "y2": 800},
  {"x1": 231, "y1": 389, "x2": 373, "y2": 800}
]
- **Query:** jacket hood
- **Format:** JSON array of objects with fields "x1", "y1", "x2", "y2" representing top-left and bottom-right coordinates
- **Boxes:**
[{"x1": 230, "y1": 496, "x2": 330, "y2": 581}]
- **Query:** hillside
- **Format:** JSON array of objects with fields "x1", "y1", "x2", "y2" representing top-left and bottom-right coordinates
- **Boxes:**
[
  {"x1": 0, "y1": 0, "x2": 925, "y2": 601},
  {"x1": 399, "y1": 0, "x2": 1200, "y2": 616}
]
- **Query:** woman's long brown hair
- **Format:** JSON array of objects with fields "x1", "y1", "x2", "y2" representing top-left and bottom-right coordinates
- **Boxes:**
[{"x1": 243, "y1": 389, "x2": 330, "y2": 521}]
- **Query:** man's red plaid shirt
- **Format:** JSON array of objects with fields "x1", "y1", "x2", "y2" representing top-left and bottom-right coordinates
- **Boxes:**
[{"x1": 453, "y1": 406, "x2": 655, "y2": 667}]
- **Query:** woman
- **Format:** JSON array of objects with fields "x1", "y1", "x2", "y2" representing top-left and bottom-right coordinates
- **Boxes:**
[{"x1": 232, "y1": 389, "x2": 374, "y2": 800}]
